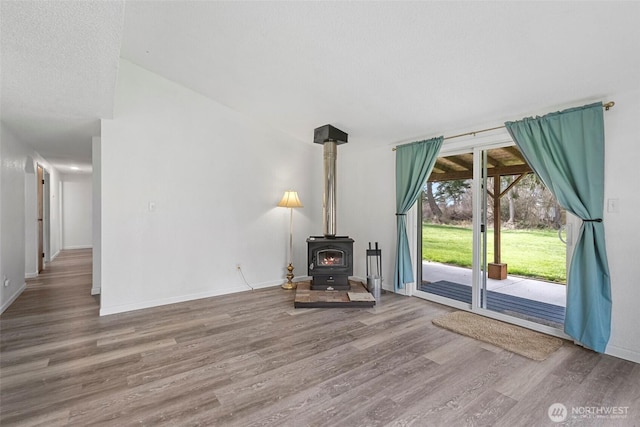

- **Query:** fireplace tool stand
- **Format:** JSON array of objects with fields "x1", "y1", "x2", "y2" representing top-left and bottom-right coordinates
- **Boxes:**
[{"x1": 366, "y1": 242, "x2": 382, "y2": 303}]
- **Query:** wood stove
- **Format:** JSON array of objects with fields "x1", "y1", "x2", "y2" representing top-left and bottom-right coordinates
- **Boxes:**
[
  {"x1": 307, "y1": 236, "x2": 354, "y2": 290},
  {"x1": 308, "y1": 125, "x2": 354, "y2": 291}
]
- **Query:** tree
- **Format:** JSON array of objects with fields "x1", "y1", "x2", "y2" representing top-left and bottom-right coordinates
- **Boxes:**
[
  {"x1": 436, "y1": 179, "x2": 471, "y2": 205},
  {"x1": 424, "y1": 181, "x2": 443, "y2": 222},
  {"x1": 503, "y1": 176, "x2": 516, "y2": 225},
  {"x1": 436, "y1": 179, "x2": 472, "y2": 222}
]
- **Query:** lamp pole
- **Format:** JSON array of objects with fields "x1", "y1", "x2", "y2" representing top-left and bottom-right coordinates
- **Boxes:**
[
  {"x1": 278, "y1": 190, "x2": 303, "y2": 290},
  {"x1": 284, "y1": 206, "x2": 295, "y2": 289}
]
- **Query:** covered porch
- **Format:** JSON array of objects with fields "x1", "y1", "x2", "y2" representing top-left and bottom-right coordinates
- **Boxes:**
[{"x1": 419, "y1": 261, "x2": 566, "y2": 327}]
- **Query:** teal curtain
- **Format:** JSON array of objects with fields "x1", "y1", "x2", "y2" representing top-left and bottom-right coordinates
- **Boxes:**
[
  {"x1": 394, "y1": 137, "x2": 443, "y2": 291},
  {"x1": 505, "y1": 102, "x2": 611, "y2": 352}
]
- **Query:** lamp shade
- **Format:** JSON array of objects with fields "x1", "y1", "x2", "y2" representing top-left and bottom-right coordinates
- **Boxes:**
[{"x1": 278, "y1": 190, "x2": 303, "y2": 208}]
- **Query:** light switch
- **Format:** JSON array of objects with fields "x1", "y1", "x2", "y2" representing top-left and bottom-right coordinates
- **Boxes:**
[
  {"x1": 148, "y1": 201, "x2": 156, "y2": 212},
  {"x1": 607, "y1": 198, "x2": 619, "y2": 213}
]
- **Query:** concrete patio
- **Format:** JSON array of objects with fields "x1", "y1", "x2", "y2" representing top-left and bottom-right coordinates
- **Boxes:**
[{"x1": 421, "y1": 261, "x2": 566, "y2": 307}]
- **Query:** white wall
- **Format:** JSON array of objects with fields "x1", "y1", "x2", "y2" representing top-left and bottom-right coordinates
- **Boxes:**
[
  {"x1": 601, "y1": 88, "x2": 640, "y2": 363},
  {"x1": 0, "y1": 124, "x2": 61, "y2": 313},
  {"x1": 0, "y1": 130, "x2": 2, "y2": 311},
  {"x1": 99, "y1": 60, "x2": 320, "y2": 315},
  {"x1": 340, "y1": 93, "x2": 640, "y2": 363},
  {"x1": 340, "y1": 144, "x2": 397, "y2": 292},
  {"x1": 92, "y1": 136, "x2": 102, "y2": 295},
  {"x1": 61, "y1": 173, "x2": 93, "y2": 249},
  {"x1": 2, "y1": 123, "x2": 30, "y2": 312}
]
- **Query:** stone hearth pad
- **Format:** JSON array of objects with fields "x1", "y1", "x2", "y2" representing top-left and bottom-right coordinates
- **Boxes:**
[{"x1": 294, "y1": 281, "x2": 375, "y2": 308}]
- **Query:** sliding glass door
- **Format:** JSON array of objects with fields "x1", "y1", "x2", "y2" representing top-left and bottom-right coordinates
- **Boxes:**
[
  {"x1": 418, "y1": 151, "x2": 475, "y2": 308},
  {"x1": 416, "y1": 141, "x2": 570, "y2": 337}
]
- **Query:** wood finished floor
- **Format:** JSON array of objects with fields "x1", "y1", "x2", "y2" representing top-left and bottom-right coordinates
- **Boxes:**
[{"x1": 1, "y1": 249, "x2": 638, "y2": 426}]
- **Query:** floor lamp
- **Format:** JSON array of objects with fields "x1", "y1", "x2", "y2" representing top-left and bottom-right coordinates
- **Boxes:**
[{"x1": 278, "y1": 190, "x2": 303, "y2": 290}]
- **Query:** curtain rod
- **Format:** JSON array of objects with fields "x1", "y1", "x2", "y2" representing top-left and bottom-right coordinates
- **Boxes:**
[{"x1": 391, "y1": 101, "x2": 615, "y2": 151}]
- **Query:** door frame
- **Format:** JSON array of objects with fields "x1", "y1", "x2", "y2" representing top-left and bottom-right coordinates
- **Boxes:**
[
  {"x1": 35, "y1": 164, "x2": 51, "y2": 272},
  {"x1": 43, "y1": 169, "x2": 51, "y2": 263},
  {"x1": 37, "y1": 165, "x2": 44, "y2": 273}
]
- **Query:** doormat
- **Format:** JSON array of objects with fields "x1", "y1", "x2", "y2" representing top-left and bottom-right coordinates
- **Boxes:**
[
  {"x1": 294, "y1": 281, "x2": 375, "y2": 308},
  {"x1": 432, "y1": 311, "x2": 563, "y2": 361}
]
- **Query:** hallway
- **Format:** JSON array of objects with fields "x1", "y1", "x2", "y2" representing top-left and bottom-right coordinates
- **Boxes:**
[{"x1": 5, "y1": 249, "x2": 96, "y2": 316}]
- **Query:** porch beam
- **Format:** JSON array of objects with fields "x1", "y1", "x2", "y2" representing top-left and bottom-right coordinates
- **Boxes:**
[
  {"x1": 427, "y1": 163, "x2": 533, "y2": 182},
  {"x1": 493, "y1": 176, "x2": 501, "y2": 264}
]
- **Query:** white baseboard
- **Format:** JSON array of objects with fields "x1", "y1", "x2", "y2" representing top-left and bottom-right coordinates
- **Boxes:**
[
  {"x1": 0, "y1": 282, "x2": 26, "y2": 314},
  {"x1": 99, "y1": 280, "x2": 285, "y2": 316},
  {"x1": 98, "y1": 275, "x2": 379, "y2": 317},
  {"x1": 606, "y1": 344, "x2": 640, "y2": 364},
  {"x1": 51, "y1": 250, "x2": 60, "y2": 261},
  {"x1": 63, "y1": 245, "x2": 93, "y2": 250},
  {"x1": 246, "y1": 279, "x2": 284, "y2": 290},
  {"x1": 25, "y1": 272, "x2": 38, "y2": 279},
  {"x1": 91, "y1": 287, "x2": 101, "y2": 295}
]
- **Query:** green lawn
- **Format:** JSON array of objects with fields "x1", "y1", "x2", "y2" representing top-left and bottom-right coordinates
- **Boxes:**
[{"x1": 422, "y1": 224, "x2": 566, "y2": 283}]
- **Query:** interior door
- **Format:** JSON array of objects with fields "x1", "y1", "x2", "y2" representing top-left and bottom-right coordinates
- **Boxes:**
[{"x1": 37, "y1": 165, "x2": 44, "y2": 273}]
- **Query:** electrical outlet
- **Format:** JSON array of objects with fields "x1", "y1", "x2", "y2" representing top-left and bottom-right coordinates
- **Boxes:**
[{"x1": 3, "y1": 276, "x2": 9, "y2": 287}]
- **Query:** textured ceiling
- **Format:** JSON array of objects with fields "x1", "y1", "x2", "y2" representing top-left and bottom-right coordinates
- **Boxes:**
[
  {"x1": 0, "y1": 0, "x2": 124, "y2": 172},
  {"x1": 1, "y1": 1, "x2": 639, "y2": 173}
]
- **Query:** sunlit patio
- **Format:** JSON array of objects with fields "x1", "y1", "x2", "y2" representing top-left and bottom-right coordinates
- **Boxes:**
[{"x1": 420, "y1": 261, "x2": 567, "y2": 327}]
